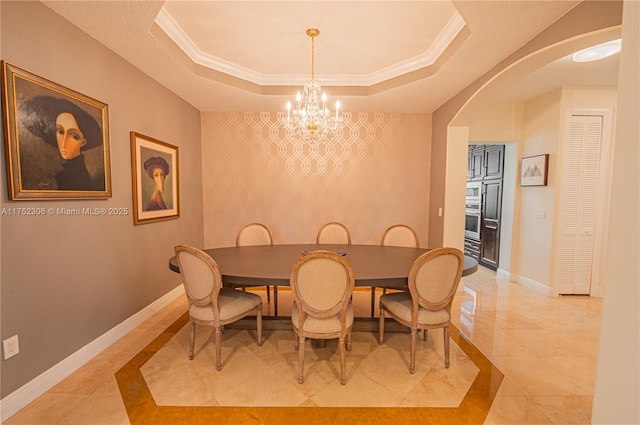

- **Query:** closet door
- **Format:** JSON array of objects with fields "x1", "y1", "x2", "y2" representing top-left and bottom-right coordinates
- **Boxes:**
[{"x1": 556, "y1": 115, "x2": 602, "y2": 294}]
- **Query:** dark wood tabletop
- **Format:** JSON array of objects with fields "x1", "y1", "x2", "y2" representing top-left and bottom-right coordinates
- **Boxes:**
[{"x1": 169, "y1": 244, "x2": 478, "y2": 288}]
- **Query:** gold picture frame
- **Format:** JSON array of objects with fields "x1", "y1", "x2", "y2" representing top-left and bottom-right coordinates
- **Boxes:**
[
  {"x1": 1, "y1": 61, "x2": 112, "y2": 200},
  {"x1": 130, "y1": 132, "x2": 179, "y2": 225}
]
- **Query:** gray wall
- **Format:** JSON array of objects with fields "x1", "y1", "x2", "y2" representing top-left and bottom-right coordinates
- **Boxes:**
[{"x1": 0, "y1": 1, "x2": 204, "y2": 397}]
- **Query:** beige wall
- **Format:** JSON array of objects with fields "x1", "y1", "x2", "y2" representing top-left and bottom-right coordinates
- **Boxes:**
[
  {"x1": 201, "y1": 112, "x2": 432, "y2": 247},
  {"x1": 518, "y1": 90, "x2": 562, "y2": 288},
  {"x1": 469, "y1": 102, "x2": 524, "y2": 142},
  {"x1": 592, "y1": 1, "x2": 639, "y2": 421},
  {"x1": 0, "y1": 1, "x2": 203, "y2": 397}
]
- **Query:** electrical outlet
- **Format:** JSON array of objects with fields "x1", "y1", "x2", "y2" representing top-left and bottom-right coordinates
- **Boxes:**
[{"x1": 3, "y1": 335, "x2": 19, "y2": 360}]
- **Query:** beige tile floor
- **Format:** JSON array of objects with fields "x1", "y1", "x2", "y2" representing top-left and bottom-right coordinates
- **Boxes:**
[{"x1": 5, "y1": 266, "x2": 601, "y2": 424}]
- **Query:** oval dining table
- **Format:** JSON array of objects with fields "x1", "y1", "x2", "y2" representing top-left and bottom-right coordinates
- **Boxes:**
[{"x1": 168, "y1": 244, "x2": 478, "y2": 324}]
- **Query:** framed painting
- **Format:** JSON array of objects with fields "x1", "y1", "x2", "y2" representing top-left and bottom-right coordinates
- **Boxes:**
[
  {"x1": 520, "y1": 154, "x2": 549, "y2": 187},
  {"x1": 130, "y1": 132, "x2": 179, "y2": 225},
  {"x1": 1, "y1": 61, "x2": 111, "y2": 200}
]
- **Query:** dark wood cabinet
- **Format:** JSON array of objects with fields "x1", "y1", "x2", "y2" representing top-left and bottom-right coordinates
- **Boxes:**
[
  {"x1": 480, "y1": 179, "x2": 502, "y2": 270},
  {"x1": 467, "y1": 144, "x2": 505, "y2": 270},
  {"x1": 483, "y1": 145, "x2": 504, "y2": 180},
  {"x1": 464, "y1": 237, "x2": 481, "y2": 261},
  {"x1": 468, "y1": 144, "x2": 504, "y2": 181},
  {"x1": 468, "y1": 146, "x2": 485, "y2": 181}
]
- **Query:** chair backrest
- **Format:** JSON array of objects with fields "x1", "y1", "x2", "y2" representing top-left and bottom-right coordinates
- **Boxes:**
[
  {"x1": 381, "y1": 224, "x2": 419, "y2": 248},
  {"x1": 408, "y1": 247, "x2": 463, "y2": 313},
  {"x1": 174, "y1": 244, "x2": 223, "y2": 309},
  {"x1": 290, "y1": 250, "x2": 355, "y2": 320},
  {"x1": 236, "y1": 223, "x2": 273, "y2": 247},
  {"x1": 316, "y1": 222, "x2": 351, "y2": 244}
]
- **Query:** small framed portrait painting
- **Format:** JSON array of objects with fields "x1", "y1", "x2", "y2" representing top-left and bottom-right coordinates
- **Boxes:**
[
  {"x1": 1, "y1": 61, "x2": 112, "y2": 199},
  {"x1": 130, "y1": 132, "x2": 179, "y2": 225}
]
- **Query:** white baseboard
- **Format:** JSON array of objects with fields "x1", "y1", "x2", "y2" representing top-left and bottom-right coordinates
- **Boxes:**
[
  {"x1": 514, "y1": 274, "x2": 553, "y2": 296},
  {"x1": 496, "y1": 268, "x2": 511, "y2": 281},
  {"x1": 0, "y1": 285, "x2": 185, "y2": 422}
]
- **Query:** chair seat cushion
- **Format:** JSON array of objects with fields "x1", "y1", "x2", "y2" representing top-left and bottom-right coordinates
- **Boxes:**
[
  {"x1": 291, "y1": 302, "x2": 354, "y2": 334},
  {"x1": 190, "y1": 288, "x2": 261, "y2": 322},
  {"x1": 380, "y1": 292, "x2": 450, "y2": 325}
]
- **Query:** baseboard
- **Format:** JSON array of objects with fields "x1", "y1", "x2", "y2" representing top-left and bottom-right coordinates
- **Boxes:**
[
  {"x1": 496, "y1": 268, "x2": 511, "y2": 281},
  {"x1": 0, "y1": 285, "x2": 185, "y2": 422},
  {"x1": 514, "y1": 274, "x2": 553, "y2": 296}
]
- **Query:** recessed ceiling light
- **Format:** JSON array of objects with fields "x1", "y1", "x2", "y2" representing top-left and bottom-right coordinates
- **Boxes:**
[{"x1": 572, "y1": 39, "x2": 622, "y2": 63}]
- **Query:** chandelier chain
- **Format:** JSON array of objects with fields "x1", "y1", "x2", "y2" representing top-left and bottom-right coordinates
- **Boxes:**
[{"x1": 310, "y1": 31, "x2": 315, "y2": 80}]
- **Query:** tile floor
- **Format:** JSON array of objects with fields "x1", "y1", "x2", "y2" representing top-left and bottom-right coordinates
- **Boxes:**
[{"x1": 4, "y1": 266, "x2": 601, "y2": 424}]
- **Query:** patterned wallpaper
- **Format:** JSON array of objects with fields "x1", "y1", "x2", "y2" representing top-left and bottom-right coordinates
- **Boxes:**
[{"x1": 201, "y1": 111, "x2": 432, "y2": 247}]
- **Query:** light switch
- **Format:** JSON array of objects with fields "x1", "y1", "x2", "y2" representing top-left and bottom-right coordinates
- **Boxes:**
[{"x1": 537, "y1": 208, "x2": 546, "y2": 219}]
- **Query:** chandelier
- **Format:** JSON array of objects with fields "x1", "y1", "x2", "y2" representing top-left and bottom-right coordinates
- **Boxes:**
[{"x1": 283, "y1": 28, "x2": 343, "y2": 142}]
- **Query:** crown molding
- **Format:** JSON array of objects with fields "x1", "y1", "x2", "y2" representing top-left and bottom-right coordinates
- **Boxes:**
[{"x1": 155, "y1": 7, "x2": 466, "y2": 87}]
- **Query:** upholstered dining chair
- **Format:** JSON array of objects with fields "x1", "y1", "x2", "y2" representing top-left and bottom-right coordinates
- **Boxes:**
[
  {"x1": 378, "y1": 247, "x2": 463, "y2": 373},
  {"x1": 290, "y1": 250, "x2": 355, "y2": 385},
  {"x1": 174, "y1": 244, "x2": 263, "y2": 371},
  {"x1": 235, "y1": 223, "x2": 279, "y2": 315},
  {"x1": 371, "y1": 224, "x2": 420, "y2": 317},
  {"x1": 316, "y1": 221, "x2": 351, "y2": 244}
]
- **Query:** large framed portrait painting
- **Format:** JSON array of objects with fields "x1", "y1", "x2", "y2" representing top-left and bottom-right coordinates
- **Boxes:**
[
  {"x1": 130, "y1": 132, "x2": 179, "y2": 225},
  {"x1": 1, "y1": 61, "x2": 111, "y2": 200}
]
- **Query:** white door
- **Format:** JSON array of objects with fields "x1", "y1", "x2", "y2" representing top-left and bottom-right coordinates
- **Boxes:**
[{"x1": 556, "y1": 115, "x2": 603, "y2": 295}]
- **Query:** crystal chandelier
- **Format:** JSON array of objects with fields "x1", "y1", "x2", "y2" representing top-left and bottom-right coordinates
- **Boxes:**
[{"x1": 283, "y1": 28, "x2": 343, "y2": 142}]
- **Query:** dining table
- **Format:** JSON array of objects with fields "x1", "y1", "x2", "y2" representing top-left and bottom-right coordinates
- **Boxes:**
[{"x1": 168, "y1": 244, "x2": 478, "y2": 327}]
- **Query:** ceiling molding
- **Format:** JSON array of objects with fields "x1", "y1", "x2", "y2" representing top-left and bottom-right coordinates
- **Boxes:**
[{"x1": 154, "y1": 6, "x2": 466, "y2": 88}]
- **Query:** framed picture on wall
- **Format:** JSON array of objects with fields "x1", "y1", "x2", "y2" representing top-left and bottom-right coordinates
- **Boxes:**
[
  {"x1": 1, "y1": 61, "x2": 112, "y2": 199},
  {"x1": 520, "y1": 154, "x2": 549, "y2": 187},
  {"x1": 130, "y1": 132, "x2": 179, "y2": 225}
]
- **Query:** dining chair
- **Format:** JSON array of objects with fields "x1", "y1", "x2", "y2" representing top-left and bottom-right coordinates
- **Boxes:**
[
  {"x1": 370, "y1": 225, "x2": 420, "y2": 317},
  {"x1": 316, "y1": 221, "x2": 351, "y2": 244},
  {"x1": 378, "y1": 247, "x2": 463, "y2": 373},
  {"x1": 235, "y1": 223, "x2": 279, "y2": 316},
  {"x1": 174, "y1": 244, "x2": 263, "y2": 371},
  {"x1": 290, "y1": 250, "x2": 355, "y2": 385}
]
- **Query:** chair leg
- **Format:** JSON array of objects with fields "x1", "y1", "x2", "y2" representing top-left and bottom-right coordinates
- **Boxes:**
[
  {"x1": 273, "y1": 286, "x2": 278, "y2": 316},
  {"x1": 293, "y1": 329, "x2": 299, "y2": 350},
  {"x1": 256, "y1": 305, "x2": 263, "y2": 346},
  {"x1": 214, "y1": 326, "x2": 222, "y2": 371},
  {"x1": 423, "y1": 328, "x2": 428, "y2": 341},
  {"x1": 444, "y1": 326, "x2": 450, "y2": 368},
  {"x1": 410, "y1": 328, "x2": 417, "y2": 374},
  {"x1": 188, "y1": 321, "x2": 195, "y2": 360},
  {"x1": 346, "y1": 330, "x2": 352, "y2": 351},
  {"x1": 378, "y1": 307, "x2": 385, "y2": 344},
  {"x1": 265, "y1": 285, "x2": 271, "y2": 303},
  {"x1": 339, "y1": 336, "x2": 347, "y2": 385},
  {"x1": 370, "y1": 287, "x2": 376, "y2": 318},
  {"x1": 297, "y1": 335, "x2": 305, "y2": 384}
]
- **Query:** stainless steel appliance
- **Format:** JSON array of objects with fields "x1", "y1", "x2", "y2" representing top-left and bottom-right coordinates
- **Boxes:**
[
  {"x1": 465, "y1": 201, "x2": 482, "y2": 240},
  {"x1": 466, "y1": 181, "x2": 482, "y2": 204},
  {"x1": 465, "y1": 182, "x2": 482, "y2": 240}
]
